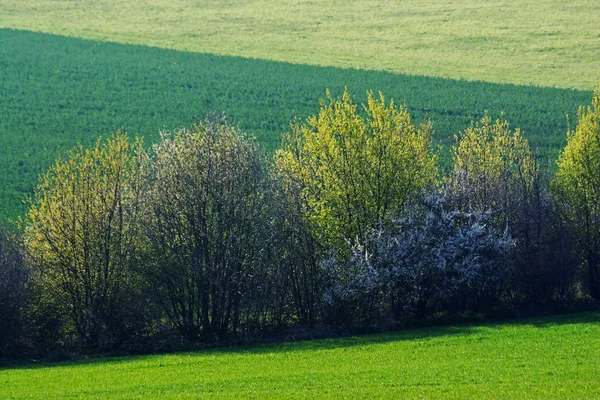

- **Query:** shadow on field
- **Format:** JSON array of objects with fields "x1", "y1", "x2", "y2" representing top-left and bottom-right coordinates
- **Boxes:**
[
  {"x1": 223, "y1": 310, "x2": 600, "y2": 355},
  {"x1": 2, "y1": 311, "x2": 598, "y2": 372}
]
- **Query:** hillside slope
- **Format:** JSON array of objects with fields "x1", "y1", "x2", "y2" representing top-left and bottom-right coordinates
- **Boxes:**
[{"x1": 0, "y1": 30, "x2": 591, "y2": 221}]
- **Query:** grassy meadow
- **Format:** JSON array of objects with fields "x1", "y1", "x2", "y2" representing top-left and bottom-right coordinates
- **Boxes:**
[
  {"x1": 1, "y1": 0, "x2": 599, "y2": 89},
  {"x1": 0, "y1": 29, "x2": 592, "y2": 221},
  {"x1": 1, "y1": 312, "x2": 599, "y2": 399}
]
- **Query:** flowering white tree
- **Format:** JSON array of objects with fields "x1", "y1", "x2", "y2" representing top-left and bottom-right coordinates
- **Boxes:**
[{"x1": 324, "y1": 192, "x2": 513, "y2": 325}]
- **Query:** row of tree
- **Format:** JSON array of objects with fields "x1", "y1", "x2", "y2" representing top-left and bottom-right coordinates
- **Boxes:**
[{"x1": 1, "y1": 89, "x2": 599, "y2": 356}]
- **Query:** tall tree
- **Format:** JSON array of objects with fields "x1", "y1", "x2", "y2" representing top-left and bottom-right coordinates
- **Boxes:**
[
  {"x1": 276, "y1": 89, "x2": 437, "y2": 250},
  {"x1": 553, "y1": 89, "x2": 600, "y2": 299},
  {"x1": 23, "y1": 133, "x2": 146, "y2": 348},
  {"x1": 143, "y1": 119, "x2": 280, "y2": 340}
]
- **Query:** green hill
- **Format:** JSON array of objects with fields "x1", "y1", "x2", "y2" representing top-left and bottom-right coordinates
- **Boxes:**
[{"x1": 0, "y1": 30, "x2": 592, "y2": 221}]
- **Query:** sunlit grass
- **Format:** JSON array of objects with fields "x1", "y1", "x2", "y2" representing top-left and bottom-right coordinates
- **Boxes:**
[
  {"x1": 1, "y1": 0, "x2": 598, "y2": 89},
  {"x1": 1, "y1": 312, "x2": 599, "y2": 399}
]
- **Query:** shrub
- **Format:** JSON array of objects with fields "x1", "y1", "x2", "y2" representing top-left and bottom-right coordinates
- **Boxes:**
[{"x1": 324, "y1": 192, "x2": 513, "y2": 327}]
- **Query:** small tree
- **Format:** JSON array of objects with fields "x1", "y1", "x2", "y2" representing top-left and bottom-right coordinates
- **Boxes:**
[
  {"x1": 553, "y1": 89, "x2": 600, "y2": 299},
  {"x1": 276, "y1": 89, "x2": 437, "y2": 251},
  {"x1": 23, "y1": 133, "x2": 146, "y2": 348},
  {"x1": 446, "y1": 114, "x2": 579, "y2": 307},
  {"x1": 447, "y1": 114, "x2": 537, "y2": 230}
]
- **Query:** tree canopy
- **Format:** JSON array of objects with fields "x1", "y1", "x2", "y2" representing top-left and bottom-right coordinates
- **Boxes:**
[
  {"x1": 447, "y1": 113, "x2": 538, "y2": 229},
  {"x1": 276, "y1": 89, "x2": 437, "y2": 249}
]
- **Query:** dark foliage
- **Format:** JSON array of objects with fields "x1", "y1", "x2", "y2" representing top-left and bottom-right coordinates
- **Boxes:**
[
  {"x1": 0, "y1": 228, "x2": 29, "y2": 356},
  {"x1": 508, "y1": 175, "x2": 581, "y2": 309}
]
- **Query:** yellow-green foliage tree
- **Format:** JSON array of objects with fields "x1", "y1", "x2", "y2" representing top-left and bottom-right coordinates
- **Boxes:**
[
  {"x1": 23, "y1": 133, "x2": 146, "y2": 347},
  {"x1": 276, "y1": 89, "x2": 437, "y2": 249},
  {"x1": 447, "y1": 114, "x2": 538, "y2": 229},
  {"x1": 553, "y1": 89, "x2": 600, "y2": 299}
]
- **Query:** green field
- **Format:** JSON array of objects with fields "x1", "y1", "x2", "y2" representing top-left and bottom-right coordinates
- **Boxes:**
[
  {"x1": 1, "y1": 0, "x2": 599, "y2": 89},
  {"x1": 1, "y1": 312, "x2": 599, "y2": 398},
  {"x1": 1, "y1": 1, "x2": 598, "y2": 222},
  {"x1": 0, "y1": 29, "x2": 592, "y2": 221},
  {"x1": 1, "y1": 3, "x2": 600, "y2": 395}
]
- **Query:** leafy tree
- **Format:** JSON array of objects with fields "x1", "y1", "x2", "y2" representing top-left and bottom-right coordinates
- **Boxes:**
[
  {"x1": 276, "y1": 89, "x2": 437, "y2": 250},
  {"x1": 23, "y1": 133, "x2": 146, "y2": 348},
  {"x1": 446, "y1": 114, "x2": 579, "y2": 307},
  {"x1": 143, "y1": 118, "x2": 284, "y2": 340},
  {"x1": 552, "y1": 89, "x2": 600, "y2": 299}
]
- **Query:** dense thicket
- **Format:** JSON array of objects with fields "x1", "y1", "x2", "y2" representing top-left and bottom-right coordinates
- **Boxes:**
[
  {"x1": 553, "y1": 90, "x2": 600, "y2": 299},
  {"x1": 4, "y1": 89, "x2": 599, "y2": 357},
  {"x1": 0, "y1": 229, "x2": 29, "y2": 356}
]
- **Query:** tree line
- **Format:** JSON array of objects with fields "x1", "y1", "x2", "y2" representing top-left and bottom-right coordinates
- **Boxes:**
[{"x1": 1, "y1": 89, "x2": 599, "y2": 356}]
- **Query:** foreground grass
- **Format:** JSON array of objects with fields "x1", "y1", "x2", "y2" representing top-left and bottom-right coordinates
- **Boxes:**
[
  {"x1": 1, "y1": 0, "x2": 598, "y2": 89},
  {"x1": 1, "y1": 312, "x2": 599, "y2": 399},
  {"x1": 0, "y1": 29, "x2": 591, "y2": 221}
]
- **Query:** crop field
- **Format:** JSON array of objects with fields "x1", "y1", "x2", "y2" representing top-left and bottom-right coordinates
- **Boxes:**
[
  {"x1": 1, "y1": 1, "x2": 598, "y2": 222},
  {"x1": 1, "y1": 0, "x2": 599, "y2": 90},
  {"x1": 1, "y1": 312, "x2": 599, "y2": 399},
  {"x1": 0, "y1": 29, "x2": 592, "y2": 221}
]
